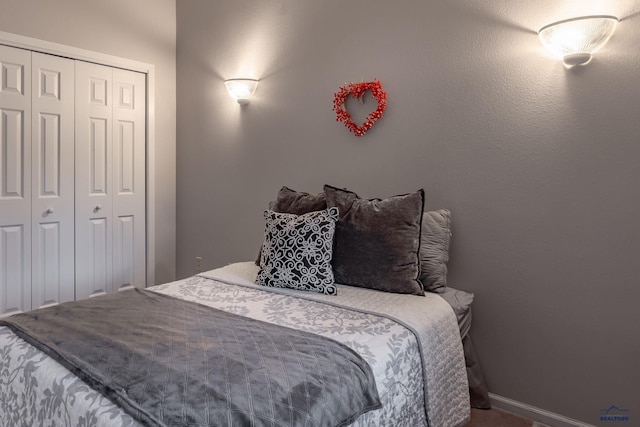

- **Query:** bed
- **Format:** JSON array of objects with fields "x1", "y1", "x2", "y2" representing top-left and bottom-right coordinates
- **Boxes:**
[
  {"x1": 0, "y1": 262, "x2": 470, "y2": 427},
  {"x1": 0, "y1": 185, "x2": 487, "y2": 426}
]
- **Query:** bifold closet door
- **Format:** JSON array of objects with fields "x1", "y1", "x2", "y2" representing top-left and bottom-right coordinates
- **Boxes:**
[
  {"x1": 1, "y1": 46, "x2": 146, "y2": 314},
  {"x1": 0, "y1": 45, "x2": 32, "y2": 316},
  {"x1": 75, "y1": 61, "x2": 146, "y2": 299},
  {"x1": 0, "y1": 47, "x2": 75, "y2": 316},
  {"x1": 31, "y1": 52, "x2": 75, "y2": 310}
]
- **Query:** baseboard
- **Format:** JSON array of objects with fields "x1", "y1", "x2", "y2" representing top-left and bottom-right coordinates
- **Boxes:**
[{"x1": 489, "y1": 393, "x2": 597, "y2": 427}]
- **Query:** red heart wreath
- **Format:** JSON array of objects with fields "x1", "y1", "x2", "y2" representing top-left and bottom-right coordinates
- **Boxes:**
[{"x1": 333, "y1": 80, "x2": 387, "y2": 137}]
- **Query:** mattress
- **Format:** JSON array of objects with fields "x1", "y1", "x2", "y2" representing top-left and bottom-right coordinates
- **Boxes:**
[{"x1": 0, "y1": 262, "x2": 470, "y2": 427}]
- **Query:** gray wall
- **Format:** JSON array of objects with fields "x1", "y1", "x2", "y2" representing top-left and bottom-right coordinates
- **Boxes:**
[
  {"x1": 177, "y1": 1, "x2": 639, "y2": 425},
  {"x1": 0, "y1": 0, "x2": 177, "y2": 284}
]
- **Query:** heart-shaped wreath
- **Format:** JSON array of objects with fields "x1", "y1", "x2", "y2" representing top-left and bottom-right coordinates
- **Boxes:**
[{"x1": 333, "y1": 79, "x2": 387, "y2": 137}]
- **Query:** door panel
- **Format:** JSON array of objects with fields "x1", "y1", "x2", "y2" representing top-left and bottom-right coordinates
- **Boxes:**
[
  {"x1": 89, "y1": 118, "x2": 109, "y2": 194},
  {"x1": 1, "y1": 109, "x2": 26, "y2": 198},
  {"x1": 112, "y1": 69, "x2": 145, "y2": 290},
  {"x1": 36, "y1": 222, "x2": 61, "y2": 307},
  {"x1": 75, "y1": 62, "x2": 113, "y2": 299},
  {"x1": 113, "y1": 215, "x2": 135, "y2": 290},
  {"x1": 38, "y1": 113, "x2": 60, "y2": 196},
  {"x1": 116, "y1": 121, "x2": 135, "y2": 194},
  {"x1": 31, "y1": 52, "x2": 75, "y2": 309},
  {"x1": 89, "y1": 217, "x2": 109, "y2": 295},
  {"x1": 0, "y1": 45, "x2": 31, "y2": 317},
  {"x1": 0, "y1": 225, "x2": 27, "y2": 316}
]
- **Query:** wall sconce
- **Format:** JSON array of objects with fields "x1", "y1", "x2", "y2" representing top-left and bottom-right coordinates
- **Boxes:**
[
  {"x1": 224, "y1": 78, "x2": 259, "y2": 104},
  {"x1": 538, "y1": 15, "x2": 618, "y2": 67}
]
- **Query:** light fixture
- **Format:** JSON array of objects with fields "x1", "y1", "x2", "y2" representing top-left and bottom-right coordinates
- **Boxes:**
[
  {"x1": 538, "y1": 15, "x2": 618, "y2": 67},
  {"x1": 224, "y1": 78, "x2": 259, "y2": 104}
]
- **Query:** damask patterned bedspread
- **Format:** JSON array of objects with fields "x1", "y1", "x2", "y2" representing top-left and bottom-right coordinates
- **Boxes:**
[{"x1": 0, "y1": 262, "x2": 469, "y2": 427}]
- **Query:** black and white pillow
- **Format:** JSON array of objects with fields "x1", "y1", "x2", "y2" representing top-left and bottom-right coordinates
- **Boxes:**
[{"x1": 257, "y1": 207, "x2": 339, "y2": 295}]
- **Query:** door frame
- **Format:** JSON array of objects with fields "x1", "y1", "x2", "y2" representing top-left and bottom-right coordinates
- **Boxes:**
[{"x1": 0, "y1": 30, "x2": 156, "y2": 287}]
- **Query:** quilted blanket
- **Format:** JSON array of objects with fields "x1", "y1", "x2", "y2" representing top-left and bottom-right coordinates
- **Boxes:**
[
  {"x1": 0, "y1": 261, "x2": 469, "y2": 427},
  {"x1": 0, "y1": 289, "x2": 381, "y2": 427}
]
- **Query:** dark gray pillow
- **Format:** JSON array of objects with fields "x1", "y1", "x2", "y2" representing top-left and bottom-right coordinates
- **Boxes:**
[
  {"x1": 273, "y1": 186, "x2": 327, "y2": 213},
  {"x1": 256, "y1": 187, "x2": 328, "y2": 266},
  {"x1": 257, "y1": 208, "x2": 339, "y2": 295},
  {"x1": 324, "y1": 185, "x2": 425, "y2": 296},
  {"x1": 420, "y1": 209, "x2": 452, "y2": 293}
]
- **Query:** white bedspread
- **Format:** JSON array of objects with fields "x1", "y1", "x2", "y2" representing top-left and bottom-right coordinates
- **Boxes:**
[{"x1": 0, "y1": 262, "x2": 469, "y2": 427}]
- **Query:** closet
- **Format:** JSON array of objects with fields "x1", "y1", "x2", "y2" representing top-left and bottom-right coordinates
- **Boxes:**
[{"x1": 0, "y1": 44, "x2": 146, "y2": 317}]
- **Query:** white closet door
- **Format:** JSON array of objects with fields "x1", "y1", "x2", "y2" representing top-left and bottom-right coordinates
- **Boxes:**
[
  {"x1": 31, "y1": 52, "x2": 75, "y2": 309},
  {"x1": 75, "y1": 62, "x2": 146, "y2": 298},
  {"x1": 75, "y1": 62, "x2": 113, "y2": 298},
  {"x1": 0, "y1": 45, "x2": 32, "y2": 317},
  {"x1": 112, "y1": 69, "x2": 146, "y2": 291}
]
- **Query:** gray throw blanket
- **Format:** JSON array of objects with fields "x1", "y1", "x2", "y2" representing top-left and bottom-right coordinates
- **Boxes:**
[{"x1": 0, "y1": 289, "x2": 381, "y2": 427}]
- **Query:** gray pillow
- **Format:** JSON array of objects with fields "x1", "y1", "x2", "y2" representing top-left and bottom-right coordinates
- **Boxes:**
[
  {"x1": 257, "y1": 208, "x2": 339, "y2": 295},
  {"x1": 420, "y1": 209, "x2": 452, "y2": 293},
  {"x1": 324, "y1": 185, "x2": 424, "y2": 296},
  {"x1": 273, "y1": 186, "x2": 327, "y2": 213},
  {"x1": 256, "y1": 187, "x2": 328, "y2": 266}
]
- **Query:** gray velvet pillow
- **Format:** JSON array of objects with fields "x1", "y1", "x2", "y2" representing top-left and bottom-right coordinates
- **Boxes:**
[
  {"x1": 324, "y1": 185, "x2": 425, "y2": 296},
  {"x1": 256, "y1": 187, "x2": 328, "y2": 266},
  {"x1": 272, "y1": 186, "x2": 327, "y2": 213},
  {"x1": 420, "y1": 209, "x2": 452, "y2": 293}
]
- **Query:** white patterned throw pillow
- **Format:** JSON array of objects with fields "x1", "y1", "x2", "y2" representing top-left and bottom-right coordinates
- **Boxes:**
[{"x1": 258, "y1": 208, "x2": 339, "y2": 295}]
